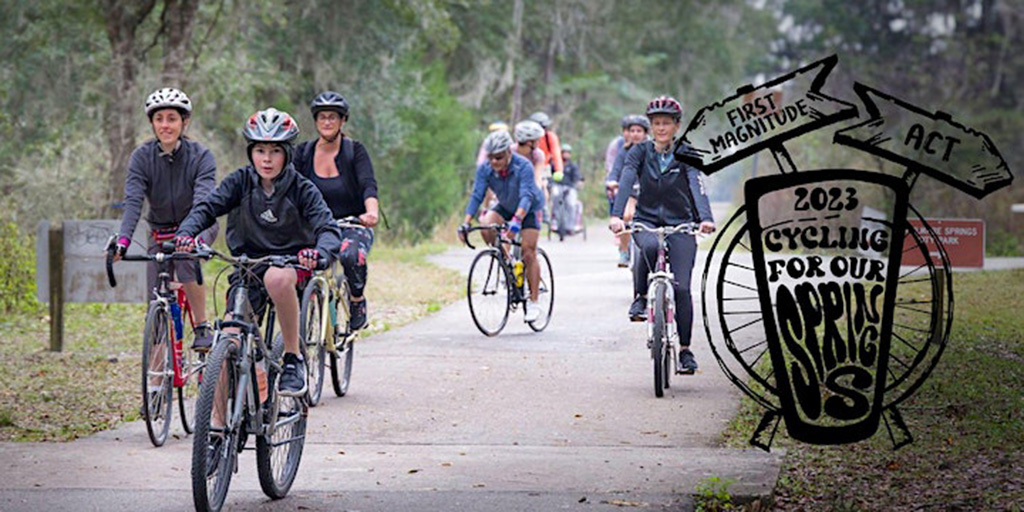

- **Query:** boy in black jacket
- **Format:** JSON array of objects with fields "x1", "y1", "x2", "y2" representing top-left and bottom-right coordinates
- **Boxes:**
[{"x1": 176, "y1": 108, "x2": 342, "y2": 397}]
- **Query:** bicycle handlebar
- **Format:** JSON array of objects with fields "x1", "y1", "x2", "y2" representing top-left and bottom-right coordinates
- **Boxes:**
[
  {"x1": 203, "y1": 245, "x2": 324, "y2": 272},
  {"x1": 460, "y1": 223, "x2": 508, "y2": 250},
  {"x1": 105, "y1": 237, "x2": 211, "y2": 288},
  {"x1": 335, "y1": 216, "x2": 368, "y2": 231},
  {"x1": 626, "y1": 222, "x2": 701, "y2": 236}
]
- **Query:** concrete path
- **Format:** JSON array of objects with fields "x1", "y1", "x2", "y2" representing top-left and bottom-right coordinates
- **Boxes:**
[{"x1": 0, "y1": 217, "x2": 782, "y2": 511}]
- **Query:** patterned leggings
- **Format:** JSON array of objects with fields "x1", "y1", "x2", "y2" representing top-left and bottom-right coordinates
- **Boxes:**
[{"x1": 338, "y1": 227, "x2": 374, "y2": 298}]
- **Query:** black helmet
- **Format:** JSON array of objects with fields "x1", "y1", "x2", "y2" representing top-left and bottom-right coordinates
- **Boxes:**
[
  {"x1": 310, "y1": 91, "x2": 349, "y2": 119},
  {"x1": 626, "y1": 114, "x2": 651, "y2": 132},
  {"x1": 243, "y1": 108, "x2": 300, "y2": 167}
]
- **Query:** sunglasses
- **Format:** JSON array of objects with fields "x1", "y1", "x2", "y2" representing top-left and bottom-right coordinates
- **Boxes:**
[{"x1": 488, "y1": 152, "x2": 508, "y2": 161}]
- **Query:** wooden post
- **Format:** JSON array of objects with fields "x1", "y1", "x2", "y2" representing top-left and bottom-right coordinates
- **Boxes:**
[{"x1": 48, "y1": 224, "x2": 64, "y2": 352}]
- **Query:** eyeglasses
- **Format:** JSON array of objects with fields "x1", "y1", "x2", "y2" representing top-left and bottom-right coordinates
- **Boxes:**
[
  {"x1": 488, "y1": 152, "x2": 508, "y2": 161},
  {"x1": 317, "y1": 112, "x2": 341, "y2": 123}
]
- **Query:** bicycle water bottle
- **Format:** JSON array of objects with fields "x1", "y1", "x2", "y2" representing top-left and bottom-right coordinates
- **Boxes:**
[
  {"x1": 513, "y1": 261, "x2": 524, "y2": 288},
  {"x1": 170, "y1": 301, "x2": 184, "y2": 340}
]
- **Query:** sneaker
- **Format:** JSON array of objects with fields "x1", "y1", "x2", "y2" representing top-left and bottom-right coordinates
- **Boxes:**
[
  {"x1": 278, "y1": 353, "x2": 307, "y2": 397},
  {"x1": 628, "y1": 296, "x2": 647, "y2": 322},
  {"x1": 192, "y1": 321, "x2": 214, "y2": 352},
  {"x1": 617, "y1": 250, "x2": 630, "y2": 268},
  {"x1": 349, "y1": 298, "x2": 368, "y2": 331},
  {"x1": 678, "y1": 348, "x2": 698, "y2": 374},
  {"x1": 525, "y1": 299, "x2": 542, "y2": 322}
]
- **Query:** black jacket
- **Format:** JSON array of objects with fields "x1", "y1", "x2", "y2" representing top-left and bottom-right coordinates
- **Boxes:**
[
  {"x1": 293, "y1": 137, "x2": 378, "y2": 219},
  {"x1": 177, "y1": 164, "x2": 341, "y2": 260},
  {"x1": 612, "y1": 140, "x2": 714, "y2": 226}
]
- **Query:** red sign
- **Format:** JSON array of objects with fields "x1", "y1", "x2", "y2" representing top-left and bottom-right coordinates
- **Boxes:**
[{"x1": 902, "y1": 219, "x2": 985, "y2": 268}]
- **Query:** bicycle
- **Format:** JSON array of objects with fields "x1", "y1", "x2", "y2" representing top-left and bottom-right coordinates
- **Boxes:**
[
  {"x1": 548, "y1": 182, "x2": 586, "y2": 242},
  {"x1": 299, "y1": 216, "x2": 365, "y2": 405},
  {"x1": 622, "y1": 222, "x2": 701, "y2": 398},
  {"x1": 105, "y1": 237, "x2": 209, "y2": 447},
  {"x1": 190, "y1": 247, "x2": 315, "y2": 512},
  {"x1": 461, "y1": 223, "x2": 554, "y2": 336}
]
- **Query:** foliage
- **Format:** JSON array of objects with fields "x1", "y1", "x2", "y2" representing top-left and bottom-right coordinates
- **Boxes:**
[
  {"x1": 0, "y1": 217, "x2": 39, "y2": 315},
  {"x1": 694, "y1": 476, "x2": 737, "y2": 512}
]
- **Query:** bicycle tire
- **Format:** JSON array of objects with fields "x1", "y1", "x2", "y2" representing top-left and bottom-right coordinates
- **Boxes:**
[
  {"x1": 300, "y1": 279, "x2": 327, "y2": 407},
  {"x1": 191, "y1": 336, "x2": 239, "y2": 512},
  {"x1": 142, "y1": 304, "x2": 174, "y2": 447},
  {"x1": 468, "y1": 249, "x2": 511, "y2": 336},
  {"x1": 652, "y1": 282, "x2": 668, "y2": 397},
  {"x1": 330, "y1": 279, "x2": 355, "y2": 397},
  {"x1": 179, "y1": 342, "x2": 203, "y2": 434},
  {"x1": 257, "y1": 334, "x2": 307, "y2": 499},
  {"x1": 527, "y1": 248, "x2": 555, "y2": 332}
]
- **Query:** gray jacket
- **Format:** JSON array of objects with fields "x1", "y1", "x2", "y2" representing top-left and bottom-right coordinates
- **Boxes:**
[{"x1": 118, "y1": 138, "x2": 218, "y2": 241}]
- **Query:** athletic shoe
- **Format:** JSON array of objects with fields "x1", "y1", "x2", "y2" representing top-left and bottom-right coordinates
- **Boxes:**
[
  {"x1": 678, "y1": 348, "x2": 698, "y2": 374},
  {"x1": 278, "y1": 353, "x2": 307, "y2": 397}
]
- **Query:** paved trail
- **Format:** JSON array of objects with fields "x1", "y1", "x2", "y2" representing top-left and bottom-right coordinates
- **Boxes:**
[{"x1": 1, "y1": 217, "x2": 782, "y2": 511}]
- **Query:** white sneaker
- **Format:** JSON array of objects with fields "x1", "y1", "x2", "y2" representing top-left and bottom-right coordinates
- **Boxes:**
[{"x1": 525, "y1": 300, "x2": 542, "y2": 322}]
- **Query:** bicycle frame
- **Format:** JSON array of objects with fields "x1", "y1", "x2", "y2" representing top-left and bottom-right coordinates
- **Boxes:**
[{"x1": 464, "y1": 224, "x2": 527, "y2": 304}]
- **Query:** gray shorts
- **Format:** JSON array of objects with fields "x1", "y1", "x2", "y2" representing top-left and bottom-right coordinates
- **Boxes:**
[{"x1": 146, "y1": 225, "x2": 218, "y2": 290}]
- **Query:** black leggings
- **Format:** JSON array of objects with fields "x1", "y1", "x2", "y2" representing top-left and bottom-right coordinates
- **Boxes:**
[
  {"x1": 632, "y1": 227, "x2": 697, "y2": 347},
  {"x1": 338, "y1": 227, "x2": 374, "y2": 298}
]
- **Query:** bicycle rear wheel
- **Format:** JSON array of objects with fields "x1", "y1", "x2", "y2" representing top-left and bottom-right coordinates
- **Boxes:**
[
  {"x1": 191, "y1": 335, "x2": 239, "y2": 512},
  {"x1": 527, "y1": 248, "x2": 555, "y2": 332},
  {"x1": 300, "y1": 279, "x2": 327, "y2": 407},
  {"x1": 468, "y1": 250, "x2": 511, "y2": 336},
  {"x1": 652, "y1": 282, "x2": 669, "y2": 397},
  {"x1": 142, "y1": 304, "x2": 174, "y2": 447},
  {"x1": 257, "y1": 334, "x2": 307, "y2": 499}
]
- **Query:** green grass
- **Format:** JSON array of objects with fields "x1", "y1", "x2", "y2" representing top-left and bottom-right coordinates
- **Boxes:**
[
  {"x1": 0, "y1": 243, "x2": 462, "y2": 442},
  {"x1": 721, "y1": 269, "x2": 1024, "y2": 510}
]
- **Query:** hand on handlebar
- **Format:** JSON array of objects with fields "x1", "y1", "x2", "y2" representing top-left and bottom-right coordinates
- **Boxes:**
[
  {"x1": 608, "y1": 217, "x2": 625, "y2": 234},
  {"x1": 112, "y1": 236, "x2": 130, "y2": 262},
  {"x1": 699, "y1": 221, "x2": 716, "y2": 235},
  {"x1": 174, "y1": 235, "x2": 195, "y2": 253},
  {"x1": 297, "y1": 248, "x2": 325, "y2": 270},
  {"x1": 457, "y1": 223, "x2": 470, "y2": 244},
  {"x1": 358, "y1": 211, "x2": 379, "y2": 228}
]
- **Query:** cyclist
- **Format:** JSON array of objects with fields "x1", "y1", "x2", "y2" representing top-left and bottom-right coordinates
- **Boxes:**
[
  {"x1": 607, "y1": 115, "x2": 650, "y2": 267},
  {"x1": 554, "y1": 143, "x2": 583, "y2": 233},
  {"x1": 477, "y1": 120, "x2": 511, "y2": 166},
  {"x1": 458, "y1": 130, "x2": 546, "y2": 321},
  {"x1": 608, "y1": 96, "x2": 715, "y2": 374},
  {"x1": 529, "y1": 111, "x2": 564, "y2": 176},
  {"x1": 175, "y1": 108, "x2": 342, "y2": 397},
  {"x1": 513, "y1": 119, "x2": 547, "y2": 192},
  {"x1": 114, "y1": 87, "x2": 218, "y2": 352},
  {"x1": 604, "y1": 115, "x2": 631, "y2": 211},
  {"x1": 292, "y1": 91, "x2": 379, "y2": 331}
]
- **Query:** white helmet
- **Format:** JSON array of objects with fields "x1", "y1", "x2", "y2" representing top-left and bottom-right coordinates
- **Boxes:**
[
  {"x1": 513, "y1": 120, "x2": 544, "y2": 143},
  {"x1": 483, "y1": 130, "x2": 514, "y2": 154},
  {"x1": 144, "y1": 87, "x2": 192, "y2": 118}
]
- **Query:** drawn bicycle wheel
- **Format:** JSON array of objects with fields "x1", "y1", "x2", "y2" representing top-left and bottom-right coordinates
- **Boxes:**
[{"x1": 701, "y1": 204, "x2": 952, "y2": 411}]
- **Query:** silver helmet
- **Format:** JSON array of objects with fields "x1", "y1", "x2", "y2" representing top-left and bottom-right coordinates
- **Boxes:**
[
  {"x1": 144, "y1": 88, "x2": 192, "y2": 118},
  {"x1": 513, "y1": 120, "x2": 544, "y2": 143}
]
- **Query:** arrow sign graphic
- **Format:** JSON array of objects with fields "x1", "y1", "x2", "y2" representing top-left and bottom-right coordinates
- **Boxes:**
[
  {"x1": 675, "y1": 54, "x2": 859, "y2": 174},
  {"x1": 834, "y1": 83, "x2": 1012, "y2": 199}
]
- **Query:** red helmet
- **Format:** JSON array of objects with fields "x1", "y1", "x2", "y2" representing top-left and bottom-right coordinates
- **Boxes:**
[{"x1": 645, "y1": 96, "x2": 682, "y2": 122}]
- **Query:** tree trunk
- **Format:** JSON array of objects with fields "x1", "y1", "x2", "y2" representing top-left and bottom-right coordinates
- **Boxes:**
[
  {"x1": 510, "y1": 0, "x2": 524, "y2": 122},
  {"x1": 161, "y1": 0, "x2": 200, "y2": 87},
  {"x1": 102, "y1": 0, "x2": 158, "y2": 219}
]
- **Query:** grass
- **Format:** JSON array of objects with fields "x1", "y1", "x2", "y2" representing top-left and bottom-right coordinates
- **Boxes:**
[
  {"x1": 721, "y1": 269, "x2": 1024, "y2": 510},
  {"x1": 0, "y1": 243, "x2": 462, "y2": 442}
]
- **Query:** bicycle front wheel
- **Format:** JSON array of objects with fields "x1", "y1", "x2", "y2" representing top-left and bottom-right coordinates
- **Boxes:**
[
  {"x1": 179, "y1": 340, "x2": 204, "y2": 434},
  {"x1": 468, "y1": 250, "x2": 512, "y2": 336},
  {"x1": 527, "y1": 248, "x2": 555, "y2": 332},
  {"x1": 142, "y1": 304, "x2": 174, "y2": 447},
  {"x1": 191, "y1": 336, "x2": 240, "y2": 512},
  {"x1": 300, "y1": 279, "x2": 327, "y2": 407},
  {"x1": 652, "y1": 282, "x2": 669, "y2": 397},
  {"x1": 257, "y1": 334, "x2": 307, "y2": 499}
]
